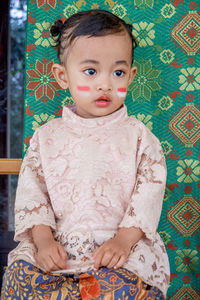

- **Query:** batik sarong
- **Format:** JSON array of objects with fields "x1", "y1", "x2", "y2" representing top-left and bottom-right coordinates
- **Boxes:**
[{"x1": 1, "y1": 260, "x2": 164, "y2": 299}]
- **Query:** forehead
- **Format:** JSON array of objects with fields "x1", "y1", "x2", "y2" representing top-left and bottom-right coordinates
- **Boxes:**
[{"x1": 65, "y1": 32, "x2": 132, "y2": 64}]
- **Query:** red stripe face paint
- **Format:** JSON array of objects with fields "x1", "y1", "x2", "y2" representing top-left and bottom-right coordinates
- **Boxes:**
[
  {"x1": 118, "y1": 88, "x2": 127, "y2": 92},
  {"x1": 77, "y1": 86, "x2": 90, "y2": 91},
  {"x1": 117, "y1": 88, "x2": 127, "y2": 98}
]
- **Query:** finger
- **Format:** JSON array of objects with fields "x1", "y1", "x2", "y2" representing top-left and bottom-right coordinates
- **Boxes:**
[
  {"x1": 44, "y1": 256, "x2": 59, "y2": 272},
  {"x1": 50, "y1": 248, "x2": 66, "y2": 270},
  {"x1": 101, "y1": 251, "x2": 115, "y2": 267},
  {"x1": 51, "y1": 256, "x2": 65, "y2": 270},
  {"x1": 114, "y1": 254, "x2": 127, "y2": 269},
  {"x1": 58, "y1": 245, "x2": 68, "y2": 260},
  {"x1": 93, "y1": 248, "x2": 105, "y2": 270},
  {"x1": 107, "y1": 254, "x2": 120, "y2": 269},
  {"x1": 92, "y1": 246, "x2": 101, "y2": 259},
  {"x1": 35, "y1": 253, "x2": 45, "y2": 269},
  {"x1": 57, "y1": 245, "x2": 68, "y2": 268},
  {"x1": 35, "y1": 253, "x2": 51, "y2": 272}
]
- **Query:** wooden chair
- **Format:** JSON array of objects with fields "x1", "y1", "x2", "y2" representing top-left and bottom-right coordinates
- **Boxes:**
[{"x1": 0, "y1": 159, "x2": 22, "y2": 175}]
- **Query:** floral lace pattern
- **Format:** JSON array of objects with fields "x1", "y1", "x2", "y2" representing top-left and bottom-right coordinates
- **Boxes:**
[{"x1": 8, "y1": 105, "x2": 170, "y2": 296}]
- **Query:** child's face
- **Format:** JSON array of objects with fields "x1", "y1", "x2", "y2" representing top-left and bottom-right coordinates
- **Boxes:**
[{"x1": 53, "y1": 31, "x2": 137, "y2": 118}]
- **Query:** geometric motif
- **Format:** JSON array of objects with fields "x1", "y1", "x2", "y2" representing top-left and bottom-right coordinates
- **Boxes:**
[
  {"x1": 169, "y1": 286, "x2": 200, "y2": 299},
  {"x1": 167, "y1": 195, "x2": 200, "y2": 236},
  {"x1": 171, "y1": 11, "x2": 200, "y2": 55},
  {"x1": 169, "y1": 103, "x2": 200, "y2": 147}
]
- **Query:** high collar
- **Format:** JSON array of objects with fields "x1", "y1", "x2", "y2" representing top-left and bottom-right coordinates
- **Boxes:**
[{"x1": 62, "y1": 104, "x2": 128, "y2": 130}]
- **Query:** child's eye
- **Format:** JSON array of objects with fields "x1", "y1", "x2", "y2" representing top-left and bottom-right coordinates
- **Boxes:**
[
  {"x1": 114, "y1": 70, "x2": 125, "y2": 77},
  {"x1": 84, "y1": 69, "x2": 96, "y2": 76}
]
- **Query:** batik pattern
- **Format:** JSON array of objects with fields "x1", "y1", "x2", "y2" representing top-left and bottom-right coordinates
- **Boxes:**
[{"x1": 1, "y1": 260, "x2": 164, "y2": 300}]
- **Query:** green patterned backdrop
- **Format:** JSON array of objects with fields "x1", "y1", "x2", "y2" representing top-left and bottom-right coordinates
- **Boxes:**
[{"x1": 23, "y1": 0, "x2": 200, "y2": 298}]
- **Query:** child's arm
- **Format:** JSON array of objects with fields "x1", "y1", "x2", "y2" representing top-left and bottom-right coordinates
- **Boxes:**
[
  {"x1": 32, "y1": 224, "x2": 68, "y2": 272},
  {"x1": 14, "y1": 130, "x2": 56, "y2": 242},
  {"x1": 14, "y1": 130, "x2": 68, "y2": 272},
  {"x1": 93, "y1": 226, "x2": 143, "y2": 270},
  {"x1": 93, "y1": 128, "x2": 167, "y2": 270}
]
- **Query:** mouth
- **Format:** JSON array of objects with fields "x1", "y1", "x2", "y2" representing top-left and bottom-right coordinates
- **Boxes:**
[{"x1": 95, "y1": 95, "x2": 111, "y2": 107}]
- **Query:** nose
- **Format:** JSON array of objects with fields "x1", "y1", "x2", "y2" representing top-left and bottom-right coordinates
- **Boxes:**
[{"x1": 97, "y1": 75, "x2": 112, "y2": 92}]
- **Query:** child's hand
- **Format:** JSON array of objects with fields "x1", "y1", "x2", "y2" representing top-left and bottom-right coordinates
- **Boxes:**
[
  {"x1": 92, "y1": 236, "x2": 131, "y2": 270},
  {"x1": 92, "y1": 227, "x2": 144, "y2": 270},
  {"x1": 35, "y1": 239, "x2": 68, "y2": 272}
]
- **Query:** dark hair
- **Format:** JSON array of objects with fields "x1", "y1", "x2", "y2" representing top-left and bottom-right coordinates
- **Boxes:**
[{"x1": 50, "y1": 9, "x2": 137, "y2": 64}]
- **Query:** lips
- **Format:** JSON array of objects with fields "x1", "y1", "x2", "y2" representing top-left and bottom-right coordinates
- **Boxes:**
[
  {"x1": 95, "y1": 95, "x2": 111, "y2": 107},
  {"x1": 96, "y1": 95, "x2": 111, "y2": 101}
]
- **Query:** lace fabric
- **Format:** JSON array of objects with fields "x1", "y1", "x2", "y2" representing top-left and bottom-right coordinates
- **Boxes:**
[{"x1": 8, "y1": 104, "x2": 170, "y2": 296}]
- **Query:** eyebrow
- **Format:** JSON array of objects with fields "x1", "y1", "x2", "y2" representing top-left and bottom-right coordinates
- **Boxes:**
[
  {"x1": 80, "y1": 59, "x2": 128, "y2": 66},
  {"x1": 80, "y1": 60, "x2": 99, "y2": 65},
  {"x1": 115, "y1": 60, "x2": 128, "y2": 66}
]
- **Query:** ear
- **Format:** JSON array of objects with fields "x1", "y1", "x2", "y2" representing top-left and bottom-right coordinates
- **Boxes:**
[
  {"x1": 128, "y1": 66, "x2": 137, "y2": 86},
  {"x1": 52, "y1": 63, "x2": 68, "y2": 90}
]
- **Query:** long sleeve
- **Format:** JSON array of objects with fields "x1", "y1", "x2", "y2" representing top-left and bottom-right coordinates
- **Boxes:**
[
  {"x1": 119, "y1": 127, "x2": 167, "y2": 240},
  {"x1": 14, "y1": 129, "x2": 56, "y2": 242}
]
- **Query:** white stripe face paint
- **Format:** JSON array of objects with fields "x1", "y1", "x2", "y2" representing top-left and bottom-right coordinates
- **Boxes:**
[
  {"x1": 77, "y1": 85, "x2": 90, "y2": 97},
  {"x1": 117, "y1": 88, "x2": 127, "y2": 98}
]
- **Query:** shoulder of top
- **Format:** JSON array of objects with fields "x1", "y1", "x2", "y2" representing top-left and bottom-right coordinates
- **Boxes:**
[
  {"x1": 126, "y1": 116, "x2": 150, "y2": 134},
  {"x1": 127, "y1": 116, "x2": 144, "y2": 127},
  {"x1": 126, "y1": 116, "x2": 160, "y2": 144},
  {"x1": 35, "y1": 117, "x2": 63, "y2": 133}
]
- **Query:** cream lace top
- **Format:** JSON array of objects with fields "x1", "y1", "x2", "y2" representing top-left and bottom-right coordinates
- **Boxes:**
[{"x1": 8, "y1": 104, "x2": 170, "y2": 296}]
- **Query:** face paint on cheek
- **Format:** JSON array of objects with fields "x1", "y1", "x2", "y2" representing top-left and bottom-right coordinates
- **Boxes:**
[
  {"x1": 77, "y1": 86, "x2": 90, "y2": 91},
  {"x1": 77, "y1": 85, "x2": 90, "y2": 97},
  {"x1": 117, "y1": 88, "x2": 127, "y2": 98}
]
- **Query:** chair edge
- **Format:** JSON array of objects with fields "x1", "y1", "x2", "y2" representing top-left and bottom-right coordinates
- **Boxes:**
[{"x1": 0, "y1": 159, "x2": 22, "y2": 174}]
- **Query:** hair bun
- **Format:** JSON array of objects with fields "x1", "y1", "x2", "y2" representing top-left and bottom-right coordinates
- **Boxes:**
[
  {"x1": 127, "y1": 24, "x2": 133, "y2": 31},
  {"x1": 50, "y1": 20, "x2": 63, "y2": 37}
]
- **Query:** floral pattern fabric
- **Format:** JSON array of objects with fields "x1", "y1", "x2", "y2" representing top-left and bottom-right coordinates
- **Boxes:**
[
  {"x1": 8, "y1": 105, "x2": 170, "y2": 296},
  {"x1": 20, "y1": 0, "x2": 200, "y2": 298},
  {"x1": 1, "y1": 260, "x2": 164, "y2": 299}
]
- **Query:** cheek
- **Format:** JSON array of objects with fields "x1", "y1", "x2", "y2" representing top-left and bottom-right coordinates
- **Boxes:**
[
  {"x1": 77, "y1": 85, "x2": 90, "y2": 97},
  {"x1": 117, "y1": 88, "x2": 127, "y2": 98}
]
